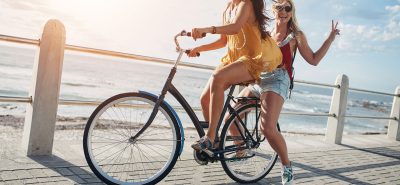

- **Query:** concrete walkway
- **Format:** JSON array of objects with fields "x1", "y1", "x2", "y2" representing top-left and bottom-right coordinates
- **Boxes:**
[{"x1": 0, "y1": 127, "x2": 399, "y2": 185}]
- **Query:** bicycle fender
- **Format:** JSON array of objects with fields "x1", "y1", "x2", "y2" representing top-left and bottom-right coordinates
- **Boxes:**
[{"x1": 138, "y1": 90, "x2": 185, "y2": 156}]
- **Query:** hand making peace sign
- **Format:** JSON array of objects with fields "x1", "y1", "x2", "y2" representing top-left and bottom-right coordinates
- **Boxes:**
[{"x1": 329, "y1": 20, "x2": 340, "y2": 42}]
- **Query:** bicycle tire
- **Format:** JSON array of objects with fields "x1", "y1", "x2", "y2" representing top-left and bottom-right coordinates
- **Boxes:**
[
  {"x1": 83, "y1": 92, "x2": 181, "y2": 185},
  {"x1": 220, "y1": 103, "x2": 280, "y2": 183}
]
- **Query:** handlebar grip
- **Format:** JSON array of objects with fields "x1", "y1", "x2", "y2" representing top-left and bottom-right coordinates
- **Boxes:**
[
  {"x1": 186, "y1": 32, "x2": 207, "y2": 38},
  {"x1": 185, "y1": 50, "x2": 200, "y2": 57}
]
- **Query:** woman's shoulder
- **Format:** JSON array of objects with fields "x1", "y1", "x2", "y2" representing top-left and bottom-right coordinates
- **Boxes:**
[
  {"x1": 225, "y1": 1, "x2": 231, "y2": 8},
  {"x1": 240, "y1": 0, "x2": 253, "y2": 7},
  {"x1": 296, "y1": 30, "x2": 305, "y2": 36},
  {"x1": 290, "y1": 29, "x2": 303, "y2": 36},
  {"x1": 229, "y1": 0, "x2": 252, "y2": 9},
  {"x1": 224, "y1": 1, "x2": 232, "y2": 10},
  {"x1": 290, "y1": 30, "x2": 307, "y2": 46}
]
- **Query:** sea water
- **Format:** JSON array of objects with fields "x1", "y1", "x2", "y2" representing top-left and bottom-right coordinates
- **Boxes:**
[{"x1": 0, "y1": 44, "x2": 393, "y2": 135}]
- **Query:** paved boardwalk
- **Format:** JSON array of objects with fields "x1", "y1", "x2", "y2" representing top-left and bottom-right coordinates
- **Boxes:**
[{"x1": 0, "y1": 127, "x2": 399, "y2": 185}]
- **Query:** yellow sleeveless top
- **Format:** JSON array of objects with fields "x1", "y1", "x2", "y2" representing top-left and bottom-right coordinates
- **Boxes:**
[{"x1": 220, "y1": 23, "x2": 282, "y2": 80}]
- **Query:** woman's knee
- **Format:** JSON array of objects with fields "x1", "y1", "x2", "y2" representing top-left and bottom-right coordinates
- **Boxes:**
[
  {"x1": 200, "y1": 92, "x2": 209, "y2": 107},
  {"x1": 261, "y1": 122, "x2": 279, "y2": 138},
  {"x1": 211, "y1": 72, "x2": 227, "y2": 90}
]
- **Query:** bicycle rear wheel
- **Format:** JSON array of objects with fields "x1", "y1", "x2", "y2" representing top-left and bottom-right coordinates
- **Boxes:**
[
  {"x1": 220, "y1": 103, "x2": 279, "y2": 183},
  {"x1": 83, "y1": 92, "x2": 181, "y2": 185}
]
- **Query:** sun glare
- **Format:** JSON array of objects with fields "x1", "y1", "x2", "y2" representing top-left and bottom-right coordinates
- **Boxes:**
[{"x1": 47, "y1": 0, "x2": 121, "y2": 21}]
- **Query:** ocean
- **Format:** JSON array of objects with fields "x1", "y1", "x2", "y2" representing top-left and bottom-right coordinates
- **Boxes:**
[{"x1": 0, "y1": 44, "x2": 393, "y2": 135}]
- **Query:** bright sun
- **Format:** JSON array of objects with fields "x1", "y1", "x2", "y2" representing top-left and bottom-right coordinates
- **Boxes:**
[{"x1": 48, "y1": 0, "x2": 120, "y2": 20}]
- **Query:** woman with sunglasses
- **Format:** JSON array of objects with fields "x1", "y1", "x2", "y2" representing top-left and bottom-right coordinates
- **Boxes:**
[
  {"x1": 229, "y1": 0, "x2": 340, "y2": 184},
  {"x1": 186, "y1": 0, "x2": 283, "y2": 155}
]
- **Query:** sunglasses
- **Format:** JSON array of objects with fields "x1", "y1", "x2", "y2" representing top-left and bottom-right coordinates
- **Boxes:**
[{"x1": 274, "y1": 5, "x2": 292, "y2": 12}]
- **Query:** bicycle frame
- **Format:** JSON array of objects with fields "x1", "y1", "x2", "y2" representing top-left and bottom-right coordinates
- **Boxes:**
[
  {"x1": 133, "y1": 55, "x2": 238, "y2": 138},
  {"x1": 132, "y1": 30, "x2": 262, "y2": 156}
]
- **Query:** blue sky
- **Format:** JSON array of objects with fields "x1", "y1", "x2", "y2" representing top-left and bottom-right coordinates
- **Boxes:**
[{"x1": 0, "y1": 0, "x2": 399, "y2": 92}]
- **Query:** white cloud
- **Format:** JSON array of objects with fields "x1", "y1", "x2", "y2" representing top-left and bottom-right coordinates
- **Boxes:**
[
  {"x1": 381, "y1": 18, "x2": 400, "y2": 41},
  {"x1": 336, "y1": 23, "x2": 389, "y2": 52},
  {"x1": 386, "y1": 5, "x2": 400, "y2": 12},
  {"x1": 341, "y1": 24, "x2": 379, "y2": 41},
  {"x1": 337, "y1": 2, "x2": 400, "y2": 53},
  {"x1": 380, "y1": 5, "x2": 400, "y2": 41}
]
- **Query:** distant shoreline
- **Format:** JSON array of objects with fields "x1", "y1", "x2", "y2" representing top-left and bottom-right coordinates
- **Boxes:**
[{"x1": 0, "y1": 114, "x2": 386, "y2": 136}]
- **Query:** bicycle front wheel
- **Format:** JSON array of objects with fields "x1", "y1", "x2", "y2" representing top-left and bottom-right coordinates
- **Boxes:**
[
  {"x1": 220, "y1": 103, "x2": 279, "y2": 183},
  {"x1": 83, "y1": 92, "x2": 181, "y2": 185}
]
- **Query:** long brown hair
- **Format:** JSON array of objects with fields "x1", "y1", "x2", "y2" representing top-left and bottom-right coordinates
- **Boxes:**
[{"x1": 252, "y1": 0, "x2": 271, "y2": 40}]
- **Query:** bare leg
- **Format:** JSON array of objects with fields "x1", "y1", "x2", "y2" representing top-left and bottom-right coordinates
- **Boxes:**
[
  {"x1": 207, "y1": 62, "x2": 254, "y2": 142},
  {"x1": 200, "y1": 77, "x2": 212, "y2": 122},
  {"x1": 260, "y1": 92, "x2": 290, "y2": 166},
  {"x1": 227, "y1": 88, "x2": 254, "y2": 141}
]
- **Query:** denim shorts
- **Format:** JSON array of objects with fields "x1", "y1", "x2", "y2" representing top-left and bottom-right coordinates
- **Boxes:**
[{"x1": 249, "y1": 68, "x2": 290, "y2": 100}]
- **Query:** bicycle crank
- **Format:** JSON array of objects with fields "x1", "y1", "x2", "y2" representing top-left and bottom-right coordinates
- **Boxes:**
[{"x1": 193, "y1": 150, "x2": 209, "y2": 165}]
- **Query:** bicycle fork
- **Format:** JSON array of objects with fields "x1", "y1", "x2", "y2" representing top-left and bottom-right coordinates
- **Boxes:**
[{"x1": 131, "y1": 51, "x2": 184, "y2": 141}]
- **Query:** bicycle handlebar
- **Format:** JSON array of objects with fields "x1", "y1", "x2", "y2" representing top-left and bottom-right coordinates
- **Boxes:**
[
  {"x1": 186, "y1": 32, "x2": 207, "y2": 37},
  {"x1": 174, "y1": 30, "x2": 206, "y2": 57}
]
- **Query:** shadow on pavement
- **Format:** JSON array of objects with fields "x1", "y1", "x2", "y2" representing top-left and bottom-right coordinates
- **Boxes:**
[
  {"x1": 341, "y1": 144, "x2": 400, "y2": 160},
  {"x1": 29, "y1": 154, "x2": 104, "y2": 184}
]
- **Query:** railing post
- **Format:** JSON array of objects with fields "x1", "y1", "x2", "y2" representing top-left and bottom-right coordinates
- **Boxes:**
[
  {"x1": 388, "y1": 86, "x2": 400, "y2": 141},
  {"x1": 325, "y1": 74, "x2": 349, "y2": 144},
  {"x1": 22, "y1": 20, "x2": 66, "y2": 156}
]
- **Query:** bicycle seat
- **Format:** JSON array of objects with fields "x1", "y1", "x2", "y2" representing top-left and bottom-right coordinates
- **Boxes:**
[
  {"x1": 235, "y1": 80, "x2": 256, "y2": 86},
  {"x1": 235, "y1": 96, "x2": 259, "y2": 104},
  {"x1": 236, "y1": 96, "x2": 259, "y2": 101}
]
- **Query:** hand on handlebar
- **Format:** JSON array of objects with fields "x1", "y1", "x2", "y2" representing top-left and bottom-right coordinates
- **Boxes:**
[
  {"x1": 191, "y1": 28, "x2": 207, "y2": 41},
  {"x1": 186, "y1": 48, "x2": 201, "y2": 57},
  {"x1": 175, "y1": 30, "x2": 205, "y2": 56}
]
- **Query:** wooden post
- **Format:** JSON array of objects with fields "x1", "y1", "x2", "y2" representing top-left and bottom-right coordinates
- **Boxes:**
[
  {"x1": 22, "y1": 20, "x2": 66, "y2": 155},
  {"x1": 388, "y1": 87, "x2": 400, "y2": 141},
  {"x1": 325, "y1": 74, "x2": 349, "y2": 144}
]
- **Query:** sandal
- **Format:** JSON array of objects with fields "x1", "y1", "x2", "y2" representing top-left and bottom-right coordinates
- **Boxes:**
[
  {"x1": 235, "y1": 149, "x2": 248, "y2": 158},
  {"x1": 191, "y1": 136, "x2": 213, "y2": 151},
  {"x1": 228, "y1": 150, "x2": 250, "y2": 162}
]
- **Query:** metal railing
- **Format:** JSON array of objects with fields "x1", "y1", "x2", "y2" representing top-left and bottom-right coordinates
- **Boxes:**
[
  {"x1": 294, "y1": 79, "x2": 340, "y2": 89},
  {"x1": 0, "y1": 96, "x2": 31, "y2": 103},
  {"x1": 349, "y1": 87, "x2": 399, "y2": 97},
  {"x1": 0, "y1": 34, "x2": 214, "y2": 71},
  {"x1": 1, "y1": 33, "x2": 399, "y2": 138},
  {"x1": 344, "y1": 87, "x2": 398, "y2": 121},
  {"x1": 0, "y1": 34, "x2": 341, "y2": 117}
]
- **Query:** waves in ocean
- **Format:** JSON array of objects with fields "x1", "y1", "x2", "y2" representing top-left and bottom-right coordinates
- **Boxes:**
[{"x1": 0, "y1": 45, "x2": 393, "y2": 134}]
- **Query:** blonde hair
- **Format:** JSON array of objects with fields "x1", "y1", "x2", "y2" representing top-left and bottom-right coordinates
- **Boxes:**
[{"x1": 274, "y1": 0, "x2": 302, "y2": 41}]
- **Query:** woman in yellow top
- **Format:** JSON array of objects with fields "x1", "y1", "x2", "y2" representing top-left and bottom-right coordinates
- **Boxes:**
[{"x1": 188, "y1": 0, "x2": 282, "y2": 150}]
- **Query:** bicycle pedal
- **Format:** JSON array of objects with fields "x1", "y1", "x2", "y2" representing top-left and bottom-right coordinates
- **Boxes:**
[{"x1": 201, "y1": 149, "x2": 214, "y2": 158}]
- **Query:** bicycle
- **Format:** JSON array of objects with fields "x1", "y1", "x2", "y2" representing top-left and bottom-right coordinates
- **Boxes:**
[{"x1": 83, "y1": 30, "x2": 280, "y2": 185}]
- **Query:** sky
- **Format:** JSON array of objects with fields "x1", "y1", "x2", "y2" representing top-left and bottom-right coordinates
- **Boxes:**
[{"x1": 0, "y1": 0, "x2": 399, "y2": 93}]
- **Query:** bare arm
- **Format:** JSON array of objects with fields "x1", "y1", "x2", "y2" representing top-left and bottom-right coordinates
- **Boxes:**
[
  {"x1": 187, "y1": 35, "x2": 227, "y2": 57},
  {"x1": 191, "y1": 0, "x2": 253, "y2": 39},
  {"x1": 188, "y1": 1, "x2": 251, "y2": 57},
  {"x1": 298, "y1": 20, "x2": 340, "y2": 66},
  {"x1": 187, "y1": 2, "x2": 232, "y2": 57}
]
